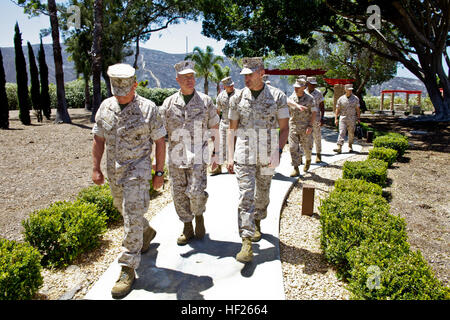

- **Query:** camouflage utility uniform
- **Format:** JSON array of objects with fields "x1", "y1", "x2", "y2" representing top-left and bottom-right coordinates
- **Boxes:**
[
  {"x1": 288, "y1": 91, "x2": 316, "y2": 166},
  {"x1": 336, "y1": 94, "x2": 360, "y2": 147},
  {"x1": 93, "y1": 93, "x2": 166, "y2": 269},
  {"x1": 216, "y1": 86, "x2": 240, "y2": 164},
  {"x1": 160, "y1": 90, "x2": 220, "y2": 223},
  {"x1": 229, "y1": 84, "x2": 289, "y2": 238},
  {"x1": 306, "y1": 87, "x2": 324, "y2": 154}
]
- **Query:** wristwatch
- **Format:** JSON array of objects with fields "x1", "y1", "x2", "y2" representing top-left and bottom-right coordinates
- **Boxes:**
[{"x1": 155, "y1": 170, "x2": 164, "y2": 177}]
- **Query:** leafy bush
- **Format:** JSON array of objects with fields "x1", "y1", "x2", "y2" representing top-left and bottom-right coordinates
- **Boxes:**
[
  {"x1": 0, "y1": 238, "x2": 43, "y2": 300},
  {"x1": 347, "y1": 240, "x2": 449, "y2": 300},
  {"x1": 334, "y1": 178, "x2": 383, "y2": 196},
  {"x1": 368, "y1": 147, "x2": 398, "y2": 167},
  {"x1": 77, "y1": 183, "x2": 121, "y2": 224},
  {"x1": 342, "y1": 159, "x2": 388, "y2": 186},
  {"x1": 319, "y1": 191, "x2": 407, "y2": 276},
  {"x1": 136, "y1": 87, "x2": 178, "y2": 106},
  {"x1": 22, "y1": 201, "x2": 107, "y2": 268},
  {"x1": 373, "y1": 135, "x2": 409, "y2": 158}
]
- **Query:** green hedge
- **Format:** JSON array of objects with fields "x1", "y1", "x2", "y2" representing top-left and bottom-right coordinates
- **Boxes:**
[
  {"x1": 6, "y1": 80, "x2": 178, "y2": 110},
  {"x1": 373, "y1": 135, "x2": 409, "y2": 158},
  {"x1": 22, "y1": 201, "x2": 107, "y2": 268},
  {"x1": 319, "y1": 191, "x2": 407, "y2": 276},
  {"x1": 342, "y1": 159, "x2": 388, "y2": 186},
  {"x1": 334, "y1": 178, "x2": 383, "y2": 196},
  {"x1": 347, "y1": 240, "x2": 449, "y2": 300},
  {"x1": 0, "y1": 238, "x2": 43, "y2": 300},
  {"x1": 368, "y1": 147, "x2": 398, "y2": 167},
  {"x1": 77, "y1": 183, "x2": 121, "y2": 225},
  {"x1": 135, "y1": 87, "x2": 177, "y2": 106}
]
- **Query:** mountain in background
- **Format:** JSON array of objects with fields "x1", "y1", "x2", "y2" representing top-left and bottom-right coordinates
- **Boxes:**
[{"x1": 1, "y1": 44, "x2": 425, "y2": 97}]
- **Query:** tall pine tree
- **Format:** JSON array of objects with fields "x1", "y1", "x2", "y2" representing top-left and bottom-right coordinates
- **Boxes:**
[
  {"x1": 0, "y1": 49, "x2": 9, "y2": 129},
  {"x1": 38, "y1": 37, "x2": 51, "y2": 120},
  {"x1": 27, "y1": 42, "x2": 42, "y2": 122},
  {"x1": 14, "y1": 22, "x2": 31, "y2": 125}
]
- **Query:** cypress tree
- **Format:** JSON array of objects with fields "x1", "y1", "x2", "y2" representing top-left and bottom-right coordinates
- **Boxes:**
[
  {"x1": 38, "y1": 37, "x2": 51, "y2": 120},
  {"x1": 27, "y1": 42, "x2": 42, "y2": 122},
  {"x1": 0, "y1": 49, "x2": 9, "y2": 129},
  {"x1": 14, "y1": 22, "x2": 31, "y2": 125}
]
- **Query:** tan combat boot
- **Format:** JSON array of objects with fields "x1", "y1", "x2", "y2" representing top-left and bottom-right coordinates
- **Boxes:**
[
  {"x1": 210, "y1": 164, "x2": 222, "y2": 176},
  {"x1": 177, "y1": 222, "x2": 194, "y2": 245},
  {"x1": 333, "y1": 145, "x2": 342, "y2": 154},
  {"x1": 236, "y1": 237, "x2": 253, "y2": 263},
  {"x1": 315, "y1": 153, "x2": 322, "y2": 163},
  {"x1": 194, "y1": 215, "x2": 205, "y2": 239},
  {"x1": 348, "y1": 143, "x2": 353, "y2": 153},
  {"x1": 111, "y1": 266, "x2": 135, "y2": 299},
  {"x1": 303, "y1": 159, "x2": 311, "y2": 172},
  {"x1": 250, "y1": 219, "x2": 262, "y2": 242},
  {"x1": 290, "y1": 166, "x2": 300, "y2": 177},
  {"x1": 141, "y1": 226, "x2": 157, "y2": 253}
]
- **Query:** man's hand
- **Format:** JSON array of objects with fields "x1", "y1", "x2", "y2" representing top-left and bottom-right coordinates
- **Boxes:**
[
  {"x1": 226, "y1": 161, "x2": 234, "y2": 174},
  {"x1": 152, "y1": 175, "x2": 164, "y2": 190},
  {"x1": 92, "y1": 168, "x2": 104, "y2": 185},
  {"x1": 320, "y1": 118, "x2": 324, "y2": 126},
  {"x1": 268, "y1": 149, "x2": 281, "y2": 168},
  {"x1": 298, "y1": 104, "x2": 308, "y2": 112},
  {"x1": 306, "y1": 126, "x2": 312, "y2": 135},
  {"x1": 211, "y1": 154, "x2": 219, "y2": 171},
  {"x1": 335, "y1": 118, "x2": 339, "y2": 126}
]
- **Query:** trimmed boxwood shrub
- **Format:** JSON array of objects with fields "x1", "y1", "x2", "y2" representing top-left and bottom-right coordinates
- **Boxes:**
[
  {"x1": 319, "y1": 191, "x2": 407, "y2": 276},
  {"x1": 334, "y1": 178, "x2": 383, "y2": 196},
  {"x1": 77, "y1": 183, "x2": 121, "y2": 225},
  {"x1": 373, "y1": 135, "x2": 409, "y2": 158},
  {"x1": 0, "y1": 238, "x2": 43, "y2": 300},
  {"x1": 368, "y1": 147, "x2": 398, "y2": 167},
  {"x1": 22, "y1": 201, "x2": 107, "y2": 268},
  {"x1": 347, "y1": 240, "x2": 449, "y2": 300},
  {"x1": 342, "y1": 159, "x2": 388, "y2": 186}
]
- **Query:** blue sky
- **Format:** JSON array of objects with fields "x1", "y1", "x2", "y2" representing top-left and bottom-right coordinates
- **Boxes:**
[{"x1": 0, "y1": 0, "x2": 429, "y2": 79}]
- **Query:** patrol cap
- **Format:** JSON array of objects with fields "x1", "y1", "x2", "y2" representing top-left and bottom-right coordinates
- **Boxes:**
[
  {"x1": 293, "y1": 78, "x2": 307, "y2": 88},
  {"x1": 221, "y1": 76, "x2": 234, "y2": 87},
  {"x1": 297, "y1": 75, "x2": 307, "y2": 81},
  {"x1": 107, "y1": 63, "x2": 136, "y2": 97},
  {"x1": 240, "y1": 57, "x2": 264, "y2": 75},
  {"x1": 175, "y1": 60, "x2": 196, "y2": 75},
  {"x1": 345, "y1": 83, "x2": 354, "y2": 90},
  {"x1": 306, "y1": 76, "x2": 318, "y2": 85}
]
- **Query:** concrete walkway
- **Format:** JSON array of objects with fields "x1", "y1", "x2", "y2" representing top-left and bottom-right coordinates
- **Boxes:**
[{"x1": 84, "y1": 127, "x2": 361, "y2": 300}]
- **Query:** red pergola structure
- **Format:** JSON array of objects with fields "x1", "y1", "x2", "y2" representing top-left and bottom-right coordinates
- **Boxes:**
[
  {"x1": 264, "y1": 69, "x2": 327, "y2": 76},
  {"x1": 380, "y1": 89, "x2": 422, "y2": 113},
  {"x1": 324, "y1": 78, "x2": 355, "y2": 86}
]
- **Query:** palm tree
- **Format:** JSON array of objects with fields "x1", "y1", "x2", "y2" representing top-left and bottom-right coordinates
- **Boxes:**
[
  {"x1": 209, "y1": 63, "x2": 230, "y2": 97},
  {"x1": 185, "y1": 46, "x2": 223, "y2": 95}
]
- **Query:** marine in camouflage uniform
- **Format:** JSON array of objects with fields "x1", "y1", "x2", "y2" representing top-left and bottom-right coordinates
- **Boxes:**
[
  {"x1": 227, "y1": 57, "x2": 290, "y2": 263},
  {"x1": 160, "y1": 60, "x2": 220, "y2": 245},
  {"x1": 92, "y1": 63, "x2": 166, "y2": 298},
  {"x1": 333, "y1": 83, "x2": 361, "y2": 153},
  {"x1": 305, "y1": 76, "x2": 325, "y2": 162},
  {"x1": 211, "y1": 76, "x2": 240, "y2": 175},
  {"x1": 287, "y1": 78, "x2": 317, "y2": 177}
]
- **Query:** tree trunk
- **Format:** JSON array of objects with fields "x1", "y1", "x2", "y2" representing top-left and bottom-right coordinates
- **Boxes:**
[
  {"x1": 48, "y1": 0, "x2": 71, "y2": 124},
  {"x1": 204, "y1": 75, "x2": 208, "y2": 95},
  {"x1": 84, "y1": 75, "x2": 91, "y2": 111},
  {"x1": 91, "y1": 0, "x2": 103, "y2": 123},
  {"x1": 133, "y1": 33, "x2": 140, "y2": 70},
  {"x1": 102, "y1": 69, "x2": 112, "y2": 97}
]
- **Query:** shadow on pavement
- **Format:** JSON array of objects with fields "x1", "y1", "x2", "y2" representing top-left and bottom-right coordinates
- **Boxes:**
[{"x1": 135, "y1": 243, "x2": 214, "y2": 300}]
